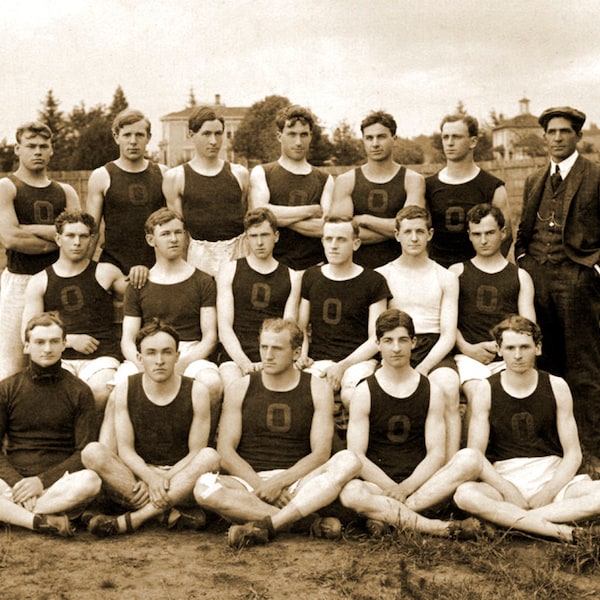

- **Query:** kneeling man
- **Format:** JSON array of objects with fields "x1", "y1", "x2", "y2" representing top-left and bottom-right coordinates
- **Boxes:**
[
  {"x1": 0, "y1": 313, "x2": 100, "y2": 536},
  {"x1": 194, "y1": 318, "x2": 361, "y2": 547},
  {"x1": 82, "y1": 319, "x2": 219, "y2": 536}
]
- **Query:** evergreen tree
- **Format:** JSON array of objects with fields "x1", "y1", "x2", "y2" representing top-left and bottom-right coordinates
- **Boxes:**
[
  {"x1": 38, "y1": 90, "x2": 72, "y2": 170},
  {"x1": 109, "y1": 85, "x2": 129, "y2": 120}
]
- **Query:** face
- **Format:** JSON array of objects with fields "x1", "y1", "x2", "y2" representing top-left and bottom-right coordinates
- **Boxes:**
[
  {"x1": 362, "y1": 122, "x2": 395, "y2": 162},
  {"x1": 259, "y1": 328, "x2": 300, "y2": 375},
  {"x1": 377, "y1": 326, "x2": 415, "y2": 368},
  {"x1": 322, "y1": 221, "x2": 360, "y2": 265},
  {"x1": 441, "y1": 120, "x2": 477, "y2": 163},
  {"x1": 24, "y1": 324, "x2": 66, "y2": 367},
  {"x1": 278, "y1": 120, "x2": 312, "y2": 161},
  {"x1": 246, "y1": 220, "x2": 279, "y2": 259},
  {"x1": 497, "y1": 330, "x2": 541, "y2": 374},
  {"x1": 146, "y1": 218, "x2": 186, "y2": 259},
  {"x1": 56, "y1": 222, "x2": 93, "y2": 262},
  {"x1": 189, "y1": 119, "x2": 224, "y2": 159},
  {"x1": 113, "y1": 120, "x2": 151, "y2": 161},
  {"x1": 467, "y1": 214, "x2": 505, "y2": 257},
  {"x1": 15, "y1": 133, "x2": 53, "y2": 171},
  {"x1": 544, "y1": 117, "x2": 581, "y2": 162},
  {"x1": 395, "y1": 217, "x2": 433, "y2": 256},
  {"x1": 137, "y1": 331, "x2": 180, "y2": 382}
]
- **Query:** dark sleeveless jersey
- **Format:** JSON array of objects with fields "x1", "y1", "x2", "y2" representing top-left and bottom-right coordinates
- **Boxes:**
[
  {"x1": 127, "y1": 373, "x2": 194, "y2": 466},
  {"x1": 301, "y1": 266, "x2": 391, "y2": 361},
  {"x1": 425, "y1": 170, "x2": 504, "y2": 268},
  {"x1": 366, "y1": 373, "x2": 430, "y2": 483},
  {"x1": 236, "y1": 371, "x2": 314, "y2": 471},
  {"x1": 486, "y1": 371, "x2": 563, "y2": 463},
  {"x1": 232, "y1": 259, "x2": 291, "y2": 362},
  {"x1": 43, "y1": 261, "x2": 120, "y2": 360},
  {"x1": 6, "y1": 174, "x2": 66, "y2": 275},
  {"x1": 351, "y1": 166, "x2": 407, "y2": 268},
  {"x1": 262, "y1": 162, "x2": 328, "y2": 270},
  {"x1": 181, "y1": 162, "x2": 245, "y2": 241},
  {"x1": 100, "y1": 162, "x2": 165, "y2": 273},
  {"x1": 458, "y1": 261, "x2": 520, "y2": 345}
]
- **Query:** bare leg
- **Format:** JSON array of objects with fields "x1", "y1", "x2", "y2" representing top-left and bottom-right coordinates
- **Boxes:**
[
  {"x1": 527, "y1": 480, "x2": 600, "y2": 524},
  {"x1": 33, "y1": 470, "x2": 101, "y2": 514},
  {"x1": 97, "y1": 393, "x2": 117, "y2": 453},
  {"x1": 219, "y1": 363, "x2": 245, "y2": 392},
  {"x1": 430, "y1": 367, "x2": 461, "y2": 461}
]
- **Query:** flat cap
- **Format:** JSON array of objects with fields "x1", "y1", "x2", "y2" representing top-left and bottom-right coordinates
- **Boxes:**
[{"x1": 538, "y1": 106, "x2": 586, "y2": 131}]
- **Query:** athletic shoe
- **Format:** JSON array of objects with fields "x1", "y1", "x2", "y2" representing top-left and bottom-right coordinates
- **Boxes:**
[
  {"x1": 309, "y1": 516, "x2": 343, "y2": 540},
  {"x1": 165, "y1": 507, "x2": 207, "y2": 531},
  {"x1": 88, "y1": 512, "x2": 133, "y2": 537},
  {"x1": 365, "y1": 519, "x2": 392, "y2": 538},
  {"x1": 227, "y1": 521, "x2": 270, "y2": 549},
  {"x1": 449, "y1": 517, "x2": 495, "y2": 540},
  {"x1": 32, "y1": 513, "x2": 74, "y2": 538}
]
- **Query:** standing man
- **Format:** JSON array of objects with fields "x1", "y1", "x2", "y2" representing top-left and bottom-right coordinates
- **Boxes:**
[
  {"x1": 87, "y1": 109, "x2": 166, "y2": 286},
  {"x1": 22, "y1": 210, "x2": 128, "y2": 417},
  {"x1": 450, "y1": 316, "x2": 600, "y2": 542},
  {"x1": 426, "y1": 114, "x2": 512, "y2": 268},
  {"x1": 217, "y1": 207, "x2": 301, "y2": 387},
  {"x1": 450, "y1": 204, "x2": 535, "y2": 423},
  {"x1": 515, "y1": 106, "x2": 600, "y2": 471},
  {"x1": 82, "y1": 320, "x2": 219, "y2": 536},
  {"x1": 0, "y1": 121, "x2": 79, "y2": 380},
  {"x1": 162, "y1": 106, "x2": 249, "y2": 277},
  {"x1": 194, "y1": 318, "x2": 361, "y2": 548},
  {"x1": 339, "y1": 309, "x2": 482, "y2": 539},
  {"x1": 0, "y1": 313, "x2": 101, "y2": 537},
  {"x1": 249, "y1": 105, "x2": 334, "y2": 271},
  {"x1": 376, "y1": 206, "x2": 460, "y2": 459},
  {"x1": 330, "y1": 111, "x2": 425, "y2": 268},
  {"x1": 118, "y1": 208, "x2": 222, "y2": 436}
]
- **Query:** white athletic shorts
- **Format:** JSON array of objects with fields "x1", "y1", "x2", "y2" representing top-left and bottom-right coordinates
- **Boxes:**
[
  {"x1": 62, "y1": 356, "x2": 121, "y2": 382},
  {"x1": 0, "y1": 270, "x2": 30, "y2": 380},
  {"x1": 304, "y1": 359, "x2": 378, "y2": 389},
  {"x1": 196, "y1": 469, "x2": 301, "y2": 500},
  {"x1": 455, "y1": 354, "x2": 505, "y2": 385},
  {"x1": 493, "y1": 455, "x2": 591, "y2": 503},
  {"x1": 187, "y1": 234, "x2": 248, "y2": 278}
]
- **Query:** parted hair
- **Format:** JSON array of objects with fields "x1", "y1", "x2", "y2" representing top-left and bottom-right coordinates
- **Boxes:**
[
  {"x1": 275, "y1": 105, "x2": 315, "y2": 132},
  {"x1": 259, "y1": 318, "x2": 304, "y2": 351},
  {"x1": 466, "y1": 203, "x2": 505, "y2": 229},
  {"x1": 135, "y1": 318, "x2": 180, "y2": 352},
  {"x1": 188, "y1": 106, "x2": 224, "y2": 134},
  {"x1": 144, "y1": 207, "x2": 185, "y2": 235},
  {"x1": 244, "y1": 207, "x2": 278, "y2": 232},
  {"x1": 492, "y1": 315, "x2": 543, "y2": 347},
  {"x1": 55, "y1": 210, "x2": 97, "y2": 236},
  {"x1": 24, "y1": 311, "x2": 66, "y2": 341},
  {"x1": 360, "y1": 111, "x2": 397, "y2": 136},
  {"x1": 395, "y1": 205, "x2": 432, "y2": 230},
  {"x1": 440, "y1": 113, "x2": 479, "y2": 137},
  {"x1": 111, "y1": 109, "x2": 151, "y2": 136},
  {"x1": 16, "y1": 121, "x2": 52, "y2": 143},
  {"x1": 376, "y1": 309, "x2": 416, "y2": 340}
]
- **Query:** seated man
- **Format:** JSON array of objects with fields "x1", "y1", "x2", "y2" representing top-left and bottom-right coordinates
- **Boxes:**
[
  {"x1": 0, "y1": 312, "x2": 101, "y2": 537},
  {"x1": 376, "y1": 206, "x2": 460, "y2": 459},
  {"x1": 82, "y1": 320, "x2": 219, "y2": 536},
  {"x1": 339, "y1": 309, "x2": 481, "y2": 539},
  {"x1": 194, "y1": 318, "x2": 361, "y2": 548},
  {"x1": 217, "y1": 207, "x2": 301, "y2": 388},
  {"x1": 448, "y1": 315, "x2": 600, "y2": 542},
  {"x1": 298, "y1": 216, "x2": 390, "y2": 408},
  {"x1": 116, "y1": 207, "x2": 222, "y2": 438},
  {"x1": 22, "y1": 210, "x2": 128, "y2": 419},
  {"x1": 449, "y1": 204, "x2": 535, "y2": 428}
]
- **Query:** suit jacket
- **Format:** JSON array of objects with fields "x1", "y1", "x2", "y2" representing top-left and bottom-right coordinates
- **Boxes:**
[{"x1": 516, "y1": 154, "x2": 600, "y2": 267}]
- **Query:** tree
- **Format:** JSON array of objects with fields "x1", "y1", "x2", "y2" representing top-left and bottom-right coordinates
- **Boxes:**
[
  {"x1": 187, "y1": 87, "x2": 197, "y2": 108},
  {"x1": 109, "y1": 85, "x2": 129, "y2": 120},
  {"x1": 331, "y1": 121, "x2": 365, "y2": 165},
  {"x1": 394, "y1": 138, "x2": 425, "y2": 165},
  {"x1": 70, "y1": 113, "x2": 118, "y2": 169},
  {"x1": 233, "y1": 95, "x2": 291, "y2": 163},
  {"x1": 308, "y1": 124, "x2": 333, "y2": 166},
  {"x1": 38, "y1": 90, "x2": 72, "y2": 170},
  {"x1": 0, "y1": 139, "x2": 15, "y2": 172},
  {"x1": 514, "y1": 133, "x2": 547, "y2": 158}
]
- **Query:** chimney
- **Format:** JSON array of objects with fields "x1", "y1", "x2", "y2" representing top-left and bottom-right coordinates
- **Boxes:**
[
  {"x1": 519, "y1": 97, "x2": 530, "y2": 115},
  {"x1": 215, "y1": 94, "x2": 221, "y2": 106}
]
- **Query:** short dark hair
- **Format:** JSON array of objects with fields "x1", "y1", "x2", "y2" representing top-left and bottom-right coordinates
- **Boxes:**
[
  {"x1": 323, "y1": 215, "x2": 360, "y2": 239},
  {"x1": 440, "y1": 114, "x2": 479, "y2": 137},
  {"x1": 243, "y1": 207, "x2": 278, "y2": 232},
  {"x1": 492, "y1": 315, "x2": 542, "y2": 347},
  {"x1": 16, "y1": 121, "x2": 52, "y2": 143},
  {"x1": 466, "y1": 203, "x2": 505, "y2": 229},
  {"x1": 55, "y1": 210, "x2": 97, "y2": 236},
  {"x1": 376, "y1": 309, "x2": 415, "y2": 340},
  {"x1": 360, "y1": 111, "x2": 397, "y2": 136},
  {"x1": 259, "y1": 318, "x2": 303, "y2": 351},
  {"x1": 144, "y1": 207, "x2": 185, "y2": 235},
  {"x1": 275, "y1": 105, "x2": 315, "y2": 132},
  {"x1": 395, "y1": 205, "x2": 432, "y2": 230},
  {"x1": 135, "y1": 318, "x2": 180, "y2": 352},
  {"x1": 24, "y1": 311, "x2": 66, "y2": 342},
  {"x1": 188, "y1": 106, "x2": 225, "y2": 134},
  {"x1": 111, "y1": 109, "x2": 151, "y2": 136}
]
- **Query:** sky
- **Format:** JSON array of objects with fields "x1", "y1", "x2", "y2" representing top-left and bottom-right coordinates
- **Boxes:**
[{"x1": 2, "y1": 0, "x2": 600, "y2": 150}]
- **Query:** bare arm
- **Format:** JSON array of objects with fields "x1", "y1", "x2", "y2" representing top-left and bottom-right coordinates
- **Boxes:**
[
  {"x1": 176, "y1": 306, "x2": 218, "y2": 373},
  {"x1": 415, "y1": 268, "x2": 458, "y2": 375},
  {"x1": 404, "y1": 168, "x2": 426, "y2": 207},
  {"x1": 121, "y1": 315, "x2": 142, "y2": 364},
  {"x1": 282, "y1": 268, "x2": 302, "y2": 322},
  {"x1": 230, "y1": 163, "x2": 250, "y2": 214},
  {"x1": 517, "y1": 268, "x2": 536, "y2": 322},
  {"x1": 21, "y1": 272, "x2": 47, "y2": 341},
  {"x1": 329, "y1": 169, "x2": 355, "y2": 218},
  {"x1": 297, "y1": 297, "x2": 312, "y2": 367},
  {"x1": 162, "y1": 165, "x2": 185, "y2": 216},
  {"x1": 86, "y1": 167, "x2": 109, "y2": 258},
  {"x1": 492, "y1": 186, "x2": 513, "y2": 258}
]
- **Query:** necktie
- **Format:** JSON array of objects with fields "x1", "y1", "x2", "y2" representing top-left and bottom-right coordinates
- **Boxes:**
[{"x1": 551, "y1": 164, "x2": 562, "y2": 192}]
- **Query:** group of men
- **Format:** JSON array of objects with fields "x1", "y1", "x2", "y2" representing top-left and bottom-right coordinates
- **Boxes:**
[{"x1": 0, "y1": 101, "x2": 598, "y2": 548}]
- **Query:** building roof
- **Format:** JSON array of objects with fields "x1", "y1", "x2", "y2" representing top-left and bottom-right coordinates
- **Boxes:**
[
  {"x1": 161, "y1": 105, "x2": 248, "y2": 121},
  {"x1": 493, "y1": 113, "x2": 540, "y2": 131}
]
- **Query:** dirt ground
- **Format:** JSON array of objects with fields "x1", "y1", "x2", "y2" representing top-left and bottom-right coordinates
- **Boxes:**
[{"x1": 2, "y1": 512, "x2": 600, "y2": 600}]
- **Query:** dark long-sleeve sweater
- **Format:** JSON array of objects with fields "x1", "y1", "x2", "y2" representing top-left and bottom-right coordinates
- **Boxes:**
[{"x1": 0, "y1": 361, "x2": 97, "y2": 488}]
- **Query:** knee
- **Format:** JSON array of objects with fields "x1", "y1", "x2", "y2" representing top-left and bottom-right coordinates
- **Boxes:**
[
  {"x1": 338, "y1": 479, "x2": 366, "y2": 509},
  {"x1": 329, "y1": 450, "x2": 362, "y2": 482},
  {"x1": 195, "y1": 447, "x2": 220, "y2": 472},
  {"x1": 449, "y1": 448, "x2": 483, "y2": 480},
  {"x1": 79, "y1": 469, "x2": 103, "y2": 497},
  {"x1": 81, "y1": 442, "x2": 112, "y2": 471},
  {"x1": 197, "y1": 370, "x2": 224, "y2": 404},
  {"x1": 453, "y1": 481, "x2": 480, "y2": 511}
]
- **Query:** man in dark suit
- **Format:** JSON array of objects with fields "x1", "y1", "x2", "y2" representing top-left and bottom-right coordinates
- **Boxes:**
[{"x1": 515, "y1": 106, "x2": 600, "y2": 472}]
